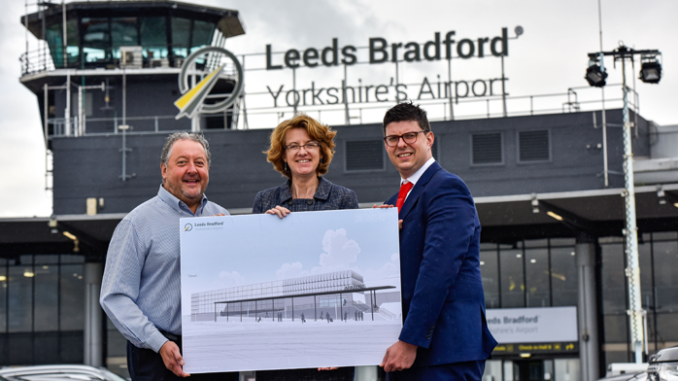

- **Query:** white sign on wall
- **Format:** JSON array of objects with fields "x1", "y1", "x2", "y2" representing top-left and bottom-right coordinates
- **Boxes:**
[{"x1": 486, "y1": 306, "x2": 578, "y2": 344}]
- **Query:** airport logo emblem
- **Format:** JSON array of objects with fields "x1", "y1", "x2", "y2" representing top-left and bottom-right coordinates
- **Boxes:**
[
  {"x1": 174, "y1": 46, "x2": 244, "y2": 120},
  {"x1": 184, "y1": 223, "x2": 193, "y2": 232}
]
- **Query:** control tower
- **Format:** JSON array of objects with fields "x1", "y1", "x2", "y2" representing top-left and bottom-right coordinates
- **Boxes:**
[
  {"x1": 20, "y1": 0, "x2": 244, "y2": 136},
  {"x1": 19, "y1": 1, "x2": 246, "y2": 214}
]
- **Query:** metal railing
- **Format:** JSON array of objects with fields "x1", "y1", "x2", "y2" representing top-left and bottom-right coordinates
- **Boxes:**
[
  {"x1": 20, "y1": 48, "x2": 56, "y2": 75},
  {"x1": 47, "y1": 114, "x2": 190, "y2": 137},
  {"x1": 44, "y1": 84, "x2": 639, "y2": 139},
  {"x1": 233, "y1": 83, "x2": 638, "y2": 128}
]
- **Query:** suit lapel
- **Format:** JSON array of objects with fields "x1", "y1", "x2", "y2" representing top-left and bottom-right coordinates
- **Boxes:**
[{"x1": 399, "y1": 162, "x2": 442, "y2": 219}]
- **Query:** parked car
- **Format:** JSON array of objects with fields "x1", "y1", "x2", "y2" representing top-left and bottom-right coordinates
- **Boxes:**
[
  {"x1": 598, "y1": 372, "x2": 647, "y2": 381},
  {"x1": 0, "y1": 365, "x2": 126, "y2": 381},
  {"x1": 607, "y1": 363, "x2": 649, "y2": 377},
  {"x1": 648, "y1": 346, "x2": 678, "y2": 381},
  {"x1": 597, "y1": 346, "x2": 678, "y2": 381}
]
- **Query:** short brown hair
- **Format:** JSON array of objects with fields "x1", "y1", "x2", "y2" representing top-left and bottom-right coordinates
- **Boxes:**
[
  {"x1": 266, "y1": 114, "x2": 336, "y2": 179},
  {"x1": 383, "y1": 101, "x2": 431, "y2": 135}
]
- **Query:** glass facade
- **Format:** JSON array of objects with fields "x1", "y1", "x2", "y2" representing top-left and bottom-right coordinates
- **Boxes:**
[
  {"x1": 45, "y1": 19, "x2": 79, "y2": 68},
  {"x1": 44, "y1": 15, "x2": 218, "y2": 69},
  {"x1": 481, "y1": 238, "x2": 577, "y2": 310},
  {"x1": 1, "y1": 232, "x2": 675, "y2": 376},
  {"x1": 483, "y1": 359, "x2": 580, "y2": 381},
  {"x1": 0, "y1": 255, "x2": 84, "y2": 366},
  {"x1": 600, "y1": 232, "x2": 678, "y2": 364}
]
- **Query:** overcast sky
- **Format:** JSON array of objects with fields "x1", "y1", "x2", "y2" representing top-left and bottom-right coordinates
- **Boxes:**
[{"x1": 1, "y1": 0, "x2": 676, "y2": 217}]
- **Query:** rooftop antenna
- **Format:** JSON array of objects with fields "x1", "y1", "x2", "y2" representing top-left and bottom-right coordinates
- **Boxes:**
[
  {"x1": 598, "y1": 0, "x2": 609, "y2": 188},
  {"x1": 62, "y1": 0, "x2": 67, "y2": 67},
  {"x1": 24, "y1": 0, "x2": 28, "y2": 60}
]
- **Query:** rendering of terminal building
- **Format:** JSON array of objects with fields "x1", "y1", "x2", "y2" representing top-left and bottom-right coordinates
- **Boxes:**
[
  {"x1": 190, "y1": 270, "x2": 398, "y2": 323},
  {"x1": 1, "y1": 1, "x2": 677, "y2": 381}
]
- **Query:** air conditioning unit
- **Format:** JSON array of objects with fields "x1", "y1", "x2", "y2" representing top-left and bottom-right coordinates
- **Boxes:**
[
  {"x1": 151, "y1": 58, "x2": 169, "y2": 68},
  {"x1": 120, "y1": 46, "x2": 142, "y2": 69}
]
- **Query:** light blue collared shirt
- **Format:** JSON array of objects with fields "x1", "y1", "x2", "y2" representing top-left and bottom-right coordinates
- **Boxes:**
[{"x1": 100, "y1": 185, "x2": 229, "y2": 352}]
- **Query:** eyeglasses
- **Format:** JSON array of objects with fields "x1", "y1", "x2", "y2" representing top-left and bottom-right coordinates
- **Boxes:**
[
  {"x1": 383, "y1": 131, "x2": 426, "y2": 147},
  {"x1": 285, "y1": 141, "x2": 321, "y2": 151}
]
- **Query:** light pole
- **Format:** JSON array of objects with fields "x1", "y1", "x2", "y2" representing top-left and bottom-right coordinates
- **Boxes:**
[{"x1": 585, "y1": 44, "x2": 662, "y2": 364}]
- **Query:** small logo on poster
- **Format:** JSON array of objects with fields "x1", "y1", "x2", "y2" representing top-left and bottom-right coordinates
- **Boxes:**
[
  {"x1": 355, "y1": 213, "x2": 388, "y2": 223},
  {"x1": 184, "y1": 223, "x2": 193, "y2": 232}
]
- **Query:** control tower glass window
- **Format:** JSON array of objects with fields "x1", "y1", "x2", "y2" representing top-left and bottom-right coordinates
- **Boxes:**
[
  {"x1": 171, "y1": 17, "x2": 191, "y2": 59},
  {"x1": 45, "y1": 19, "x2": 79, "y2": 68},
  {"x1": 191, "y1": 20, "x2": 216, "y2": 53},
  {"x1": 171, "y1": 17, "x2": 216, "y2": 60},
  {"x1": 82, "y1": 18, "x2": 111, "y2": 65},
  {"x1": 140, "y1": 17, "x2": 168, "y2": 60},
  {"x1": 111, "y1": 17, "x2": 139, "y2": 59}
]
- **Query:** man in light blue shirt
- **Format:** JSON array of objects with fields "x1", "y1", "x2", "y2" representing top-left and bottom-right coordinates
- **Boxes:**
[{"x1": 100, "y1": 132, "x2": 237, "y2": 380}]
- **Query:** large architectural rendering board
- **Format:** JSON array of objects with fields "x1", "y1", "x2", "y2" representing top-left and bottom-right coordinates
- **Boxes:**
[{"x1": 179, "y1": 208, "x2": 402, "y2": 373}]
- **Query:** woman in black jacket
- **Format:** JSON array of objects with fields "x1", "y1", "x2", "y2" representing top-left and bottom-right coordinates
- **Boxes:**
[{"x1": 252, "y1": 114, "x2": 358, "y2": 381}]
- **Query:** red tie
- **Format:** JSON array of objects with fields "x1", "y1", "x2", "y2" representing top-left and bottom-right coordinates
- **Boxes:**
[{"x1": 396, "y1": 181, "x2": 414, "y2": 213}]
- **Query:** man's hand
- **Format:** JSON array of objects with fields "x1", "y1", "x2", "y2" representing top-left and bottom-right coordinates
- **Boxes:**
[
  {"x1": 266, "y1": 205, "x2": 291, "y2": 219},
  {"x1": 318, "y1": 367, "x2": 339, "y2": 371},
  {"x1": 159, "y1": 341, "x2": 190, "y2": 377},
  {"x1": 379, "y1": 340, "x2": 418, "y2": 373},
  {"x1": 372, "y1": 205, "x2": 403, "y2": 229},
  {"x1": 372, "y1": 204, "x2": 394, "y2": 209}
]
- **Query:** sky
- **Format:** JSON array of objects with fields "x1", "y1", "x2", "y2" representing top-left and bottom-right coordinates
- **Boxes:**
[
  {"x1": 180, "y1": 208, "x2": 400, "y2": 316},
  {"x1": 1, "y1": 0, "x2": 677, "y2": 218}
]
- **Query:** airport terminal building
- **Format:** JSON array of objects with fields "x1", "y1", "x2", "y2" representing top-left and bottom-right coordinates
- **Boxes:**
[{"x1": 2, "y1": 1, "x2": 678, "y2": 381}]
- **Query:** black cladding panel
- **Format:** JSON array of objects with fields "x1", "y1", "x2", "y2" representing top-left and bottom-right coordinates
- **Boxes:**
[{"x1": 50, "y1": 109, "x2": 650, "y2": 214}]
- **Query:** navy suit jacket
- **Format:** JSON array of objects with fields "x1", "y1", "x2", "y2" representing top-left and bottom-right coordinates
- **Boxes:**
[{"x1": 386, "y1": 161, "x2": 497, "y2": 367}]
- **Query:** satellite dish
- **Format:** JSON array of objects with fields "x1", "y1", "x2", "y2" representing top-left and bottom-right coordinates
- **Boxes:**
[{"x1": 515, "y1": 26, "x2": 524, "y2": 37}]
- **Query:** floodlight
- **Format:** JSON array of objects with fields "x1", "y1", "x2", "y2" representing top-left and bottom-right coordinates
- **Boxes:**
[
  {"x1": 639, "y1": 56, "x2": 662, "y2": 84},
  {"x1": 585, "y1": 63, "x2": 608, "y2": 87}
]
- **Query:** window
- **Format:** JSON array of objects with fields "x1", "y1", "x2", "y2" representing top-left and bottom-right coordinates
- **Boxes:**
[
  {"x1": 499, "y1": 245, "x2": 525, "y2": 308},
  {"x1": 480, "y1": 245, "x2": 499, "y2": 309},
  {"x1": 345, "y1": 140, "x2": 384, "y2": 171},
  {"x1": 525, "y1": 248, "x2": 550, "y2": 307},
  {"x1": 653, "y1": 239, "x2": 678, "y2": 312},
  {"x1": 82, "y1": 18, "x2": 111, "y2": 64},
  {"x1": 0, "y1": 254, "x2": 87, "y2": 366},
  {"x1": 140, "y1": 17, "x2": 168, "y2": 60},
  {"x1": 171, "y1": 18, "x2": 216, "y2": 58},
  {"x1": 472, "y1": 133, "x2": 502, "y2": 165},
  {"x1": 550, "y1": 247, "x2": 578, "y2": 306},
  {"x1": 45, "y1": 19, "x2": 79, "y2": 68},
  {"x1": 8, "y1": 256, "x2": 33, "y2": 333},
  {"x1": 171, "y1": 17, "x2": 192, "y2": 59},
  {"x1": 191, "y1": 20, "x2": 216, "y2": 54},
  {"x1": 111, "y1": 17, "x2": 139, "y2": 58},
  {"x1": 518, "y1": 130, "x2": 550, "y2": 162},
  {"x1": 600, "y1": 243, "x2": 627, "y2": 314}
]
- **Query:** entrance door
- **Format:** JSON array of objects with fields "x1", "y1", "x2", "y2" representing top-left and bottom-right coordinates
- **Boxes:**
[{"x1": 514, "y1": 360, "x2": 544, "y2": 381}]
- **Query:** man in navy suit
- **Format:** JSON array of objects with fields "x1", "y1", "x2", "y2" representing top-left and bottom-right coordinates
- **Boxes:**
[{"x1": 378, "y1": 102, "x2": 497, "y2": 380}]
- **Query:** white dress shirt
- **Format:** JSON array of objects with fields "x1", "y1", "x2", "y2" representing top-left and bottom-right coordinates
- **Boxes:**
[{"x1": 400, "y1": 157, "x2": 436, "y2": 201}]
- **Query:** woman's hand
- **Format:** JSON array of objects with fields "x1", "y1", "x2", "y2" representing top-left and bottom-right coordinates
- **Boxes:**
[{"x1": 265, "y1": 205, "x2": 292, "y2": 219}]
